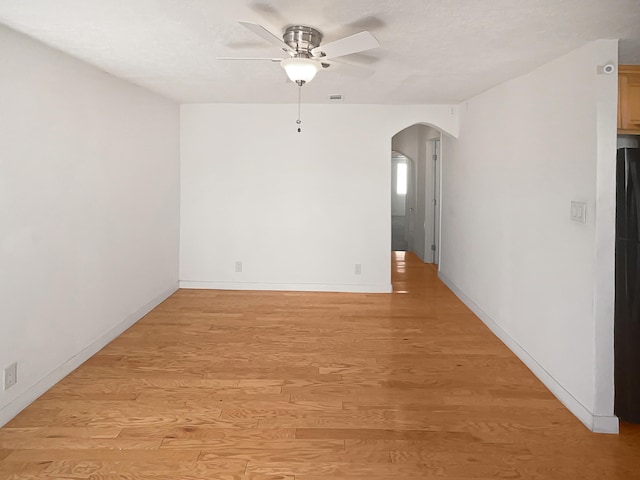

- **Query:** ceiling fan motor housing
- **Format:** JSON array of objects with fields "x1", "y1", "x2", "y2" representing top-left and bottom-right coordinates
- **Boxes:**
[{"x1": 283, "y1": 25, "x2": 323, "y2": 57}]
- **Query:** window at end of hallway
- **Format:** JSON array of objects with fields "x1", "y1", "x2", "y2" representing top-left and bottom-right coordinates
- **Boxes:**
[{"x1": 397, "y1": 162, "x2": 407, "y2": 195}]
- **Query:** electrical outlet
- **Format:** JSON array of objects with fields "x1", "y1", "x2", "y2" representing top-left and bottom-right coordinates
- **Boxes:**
[
  {"x1": 354, "y1": 263, "x2": 362, "y2": 275},
  {"x1": 4, "y1": 362, "x2": 17, "y2": 390},
  {"x1": 235, "y1": 261, "x2": 243, "y2": 273}
]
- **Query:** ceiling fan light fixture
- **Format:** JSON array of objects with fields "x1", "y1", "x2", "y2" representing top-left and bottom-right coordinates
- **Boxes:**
[{"x1": 281, "y1": 57, "x2": 320, "y2": 85}]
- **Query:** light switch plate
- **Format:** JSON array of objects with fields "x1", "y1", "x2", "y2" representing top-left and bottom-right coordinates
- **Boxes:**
[{"x1": 571, "y1": 201, "x2": 587, "y2": 224}]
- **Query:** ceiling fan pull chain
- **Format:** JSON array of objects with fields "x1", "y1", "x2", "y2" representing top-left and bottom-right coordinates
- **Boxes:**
[{"x1": 296, "y1": 84, "x2": 302, "y2": 133}]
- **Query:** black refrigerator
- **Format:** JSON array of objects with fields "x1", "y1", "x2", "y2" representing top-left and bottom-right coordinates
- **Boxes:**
[{"x1": 615, "y1": 147, "x2": 640, "y2": 423}]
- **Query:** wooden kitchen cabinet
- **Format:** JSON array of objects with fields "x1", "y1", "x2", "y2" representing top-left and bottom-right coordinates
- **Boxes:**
[{"x1": 619, "y1": 65, "x2": 640, "y2": 134}]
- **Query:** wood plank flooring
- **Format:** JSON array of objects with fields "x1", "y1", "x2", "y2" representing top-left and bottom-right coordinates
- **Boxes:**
[{"x1": 2, "y1": 251, "x2": 640, "y2": 479}]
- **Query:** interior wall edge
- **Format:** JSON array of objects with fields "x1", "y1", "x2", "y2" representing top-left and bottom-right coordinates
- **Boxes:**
[
  {"x1": 438, "y1": 272, "x2": 619, "y2": 434},
  {"x1": 0, "y1": 284, "x2": 178, "y2": 428}
]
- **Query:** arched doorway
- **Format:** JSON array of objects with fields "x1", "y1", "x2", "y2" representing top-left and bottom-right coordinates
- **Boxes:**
[{"x1": 391, "y1": 124, "x2": 442, "y2": 264}]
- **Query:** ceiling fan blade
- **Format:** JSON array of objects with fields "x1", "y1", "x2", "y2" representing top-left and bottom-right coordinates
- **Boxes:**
[
  {"x1": 217, "y1": 57, "x2": 283, "y2": 62},
  {"x1": 238, "y1": 21, "x2": 292, "y2": 53},
  {"x1": 312, "y1": 31, "x2": 379, "y2": 59},
  {"x1": 324, "y1": 59, "x2": 374, "y2": 79}
]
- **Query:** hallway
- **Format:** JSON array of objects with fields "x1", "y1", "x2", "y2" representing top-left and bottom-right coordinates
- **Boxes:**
[{"x1": 1, "y1": 253, "x2": 640, "y2": 479}]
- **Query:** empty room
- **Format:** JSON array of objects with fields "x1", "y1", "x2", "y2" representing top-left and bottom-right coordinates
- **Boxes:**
[{"x1": 2, "y1": 1, "x2": 640, "y2": 479}]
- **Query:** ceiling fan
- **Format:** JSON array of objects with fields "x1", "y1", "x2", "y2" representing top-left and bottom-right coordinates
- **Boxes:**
[{"x1": 218, "y1": 21, "x2": 380, "y2": 86}]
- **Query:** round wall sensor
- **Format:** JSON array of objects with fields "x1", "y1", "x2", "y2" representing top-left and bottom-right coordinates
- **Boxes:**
[{"x1": 603, "y1": 64, "x2": 615, "y2": 74}]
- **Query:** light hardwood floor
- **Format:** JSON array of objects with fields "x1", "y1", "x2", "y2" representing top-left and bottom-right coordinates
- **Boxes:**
[{"x1": 2, "y1": 252, "x2": 640, "y2": 479}]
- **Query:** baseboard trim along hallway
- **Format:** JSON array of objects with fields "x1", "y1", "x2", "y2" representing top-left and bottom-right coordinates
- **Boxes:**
[
  {"x1": 0, "y1": 285, "x2": 178, "y2": 428},
  {"x1": 438, "y1": 272, "x2": 619, "y2": 434}
]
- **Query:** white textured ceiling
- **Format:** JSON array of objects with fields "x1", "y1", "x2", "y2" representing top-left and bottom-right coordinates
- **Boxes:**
[{"x1": 1, "y1": 0, "x2": 639, "y2": 104}]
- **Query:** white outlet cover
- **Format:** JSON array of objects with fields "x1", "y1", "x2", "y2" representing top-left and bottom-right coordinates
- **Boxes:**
[{"x1": 4, "y1": 362, "x2": 17, "y2": 390}]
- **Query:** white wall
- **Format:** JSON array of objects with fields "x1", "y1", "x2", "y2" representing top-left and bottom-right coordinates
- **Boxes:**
[
  {"x1": 440, "y1": 40, "x2": 618, "y2": 432},
  {"x1": 0, "y1": 25, "x2": 180, "y2": 426},
  {"x1": 180, "y1": 104, "x2": 458, "y2": 293}
]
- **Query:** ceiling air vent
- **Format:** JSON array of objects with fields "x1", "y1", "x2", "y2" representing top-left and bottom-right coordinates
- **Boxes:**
[{"x1": 329, "y1": 94, "x2": 343, "y2": 101}]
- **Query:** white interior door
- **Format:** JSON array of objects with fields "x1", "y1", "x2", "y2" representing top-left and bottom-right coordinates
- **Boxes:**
[
  {"x1": 432, "y1": 138, "x2": 440, "y2": 264},
  {"x1": 406, "y1": 158, "x2": 416, "y2": 253},
  {"x1": 423, "y1": 137, "x2": 441, "y2": 264}
]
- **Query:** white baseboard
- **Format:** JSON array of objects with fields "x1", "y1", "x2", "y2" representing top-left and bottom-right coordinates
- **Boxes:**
[
  {"x1": 592, "y1": 415, "x2": 620, "y2": 434},
  {"x1": 0, "y1": 284, "x2": 178, "y2": 428},
  {"x1": 438, "y1": 273, "x2": 619, "y2": 434},
  {"x1": 179, "y1": 280, "x2": 392, "y2": 294}
]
